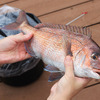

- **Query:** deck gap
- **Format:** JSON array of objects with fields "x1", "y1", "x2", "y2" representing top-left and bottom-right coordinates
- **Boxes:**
[
  {"x1": 38, "y1": 0, "x2": 94, "y2": 17},
  {"x1": 0, "y1": 0, "x2": 19, "y2": 6}
]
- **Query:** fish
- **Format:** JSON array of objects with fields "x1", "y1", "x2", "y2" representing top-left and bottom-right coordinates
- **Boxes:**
[{"x1": 1, "y1": 11, "x2": 100, "y2": 82}]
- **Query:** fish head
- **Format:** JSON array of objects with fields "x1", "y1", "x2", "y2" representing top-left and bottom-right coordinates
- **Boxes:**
[
  {"x1": 87, "y1": 40, "x2": 100, "y2": 76},
  {"x1": 73, "y1": 39, "x2": 100, "y2": 79},
  {"x1": 90, "y1": 52, "x2": 100, "y2": 71}
]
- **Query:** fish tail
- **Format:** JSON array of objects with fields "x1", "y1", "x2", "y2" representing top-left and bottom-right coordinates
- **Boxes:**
[{"x1": 1, "y1": 11, "x2": 28, "y2": 30}]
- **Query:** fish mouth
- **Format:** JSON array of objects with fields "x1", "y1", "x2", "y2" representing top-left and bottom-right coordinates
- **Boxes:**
[
  {"x1": 96, "y1": 72, "x2": 100, "y2": 75},
  {"x1": 93, "y1": 69, "x2": 100, "y2": 76}
]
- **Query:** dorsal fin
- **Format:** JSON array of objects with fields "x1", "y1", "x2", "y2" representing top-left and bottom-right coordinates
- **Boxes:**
[{"x1": 34, "y1": 23, "x2": 92, "y2": 38}]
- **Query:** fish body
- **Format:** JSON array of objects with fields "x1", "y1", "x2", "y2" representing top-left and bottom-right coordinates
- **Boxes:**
[
  {"x1": 2, "y1": 11, "x2": 100, "y2": 81},
  {"x1": 22, "y1": 23, "x2": 66, "y2": 71}
]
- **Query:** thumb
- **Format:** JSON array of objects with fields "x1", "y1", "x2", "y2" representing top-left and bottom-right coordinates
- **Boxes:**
[
  {"x1": 64, "y1": 56, "x2": 74, "y2": 77},
  {"x1": 11, "y1": 33, "x2": 33, "y2": 43}
]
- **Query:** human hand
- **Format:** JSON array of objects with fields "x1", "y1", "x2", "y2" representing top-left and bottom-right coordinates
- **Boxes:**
[
  {"x1": 48, "y1": 56, "x2": 92, "y2": 100},
  {"x1": 0, "y1": 33, "x2": 33, "y2": 64}
]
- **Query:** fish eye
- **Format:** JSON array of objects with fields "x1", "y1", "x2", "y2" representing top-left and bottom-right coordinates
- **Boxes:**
[{"x1": 91, "y1": 53, "x2": 98, "y2": 60}]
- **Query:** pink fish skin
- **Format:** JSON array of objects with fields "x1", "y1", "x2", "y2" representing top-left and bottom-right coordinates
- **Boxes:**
[{"x1": 2, "y1": 11, "x2": 100, "y2": 81}]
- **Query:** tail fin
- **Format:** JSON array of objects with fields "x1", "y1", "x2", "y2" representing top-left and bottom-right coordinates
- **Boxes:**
[{"x1": 1, "y1": 11, "x2": 28, "y2": 30}]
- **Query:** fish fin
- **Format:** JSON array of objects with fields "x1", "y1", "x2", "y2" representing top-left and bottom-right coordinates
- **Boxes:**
[
  {"x1": 1, "y1": 11, "x2": 28, "y2": 30},
  {"x1": 48, "y1": 72, "x2": 64, "y2": 82},
  {"x1": 35, "y1": 23, "x2": 92, "y2": 38},
  {"x1": 66, "y1": 40, "x2": 72, "y2": 56},
  {"x1": 62, "y1": 34, "x2": 73, "y2": 56},
  {"x1": 44, "y1": 65, "x2": 64, "y2": 82},
  {"x1": 24, "y1": 39, "x2": 37, "y2": 57},
  {"x1": 44, "y1": 65, "x2": 62, "y2": 73},
  {"x1": 66, "y1": 25, "x2": 92, "y2": 38},
  {"x1": 34, "y1": 23, "x2": 66, "y2": 30}
]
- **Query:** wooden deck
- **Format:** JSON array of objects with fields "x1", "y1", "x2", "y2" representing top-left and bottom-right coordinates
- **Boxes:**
[{"x1": 0, "y1": 0, "x2": 100, "y2": 100}]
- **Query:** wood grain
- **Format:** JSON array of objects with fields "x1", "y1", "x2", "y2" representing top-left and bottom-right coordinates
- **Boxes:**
[
  {"x1": 0, "y1": 0, "x2": 18, "y2": 6},
  {"x1": 6, "y1": 0, "x2": 92, "y2": 15},
  {"x1": 0, "y1": 0, "x2": 100, "y2": 100}
]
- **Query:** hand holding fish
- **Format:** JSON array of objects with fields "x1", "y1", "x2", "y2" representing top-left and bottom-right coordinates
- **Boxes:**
[
  {"x1": 0, "y1": 33, "x2": 32, "y2": 64},
  {"x1": 47, "y1": 56, "x2": 91, "y2": 100}
]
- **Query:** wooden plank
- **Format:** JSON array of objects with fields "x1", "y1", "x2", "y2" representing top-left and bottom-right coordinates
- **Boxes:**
[
  {"x1": 38, "y1": 0, "x2": 100, "y2": 27},
  {"x1": 85, "y1": 79, "x2": 100, "y2": 89},
  {"x1": 0, "y1": 0, "x2": 13, "y2": 4},
  {"x1": 0, "y1": 72, "x2": 54, "y2": 100},
  {"x1": 0, "y1": 0, "x2": 17, "y2": 5},
  {"x1": 1, "y1": 0, "x2": 99, "y2": 27},
  {"x1": 0, "y1": 71, "x2": 99, "y2": 100},
  {"x1": 6, "y1": 0, "x2": 91, "y2": 16},
  {"x1": 91, "y1": 24, "x2": 100, "y2": 45},
  {"x1": 73, "y1": 84, "x2": 100, "y2": 100},
  {"x1": 0, "y1": 72, "x2": 99, "y2": 100},
  {"x1": 0, "y1": 0, "x2": 99, "y2": 27}
]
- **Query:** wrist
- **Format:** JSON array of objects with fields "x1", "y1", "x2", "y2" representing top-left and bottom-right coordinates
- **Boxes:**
[{"x1": 47, "y1": 91, "x2": 72, "y2": 100}]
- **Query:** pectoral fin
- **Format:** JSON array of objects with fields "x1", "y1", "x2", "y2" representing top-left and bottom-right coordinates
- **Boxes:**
[
  {"x1": 48, "y1": 72, "x2": 64, "y2": 82},
  {"x1": 24, "y1": 38, "x2": 36, "y2": 57},
  {"x1": 44, "y1": 65, "x2": 62, "y2": 73},
  {"x1": 44, "y1": 65, "x2": 64, "y2": 82},
  {"x1": 62, "y1": 34, "x2": 73, "y2": 56}
]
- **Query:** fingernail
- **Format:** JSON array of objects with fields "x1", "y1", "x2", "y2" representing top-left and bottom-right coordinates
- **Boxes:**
[
  {"x1": 65, "y1": 56, "x2": 72, "y2": 61},
  {"x1": 25, "y1": 33, "x2": 32, "y2": 38}
]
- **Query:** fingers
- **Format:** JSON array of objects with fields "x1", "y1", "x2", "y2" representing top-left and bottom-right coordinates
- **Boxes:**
[
  {"x1": 64, "y1": 56, "x2": 74, "y2": 77},
  {"x1": 11, "y1": 33, "x2": 33, "y2": 43},
  {"x1": 77, "y1": 77, "x2": 92, "y2": 86}
]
